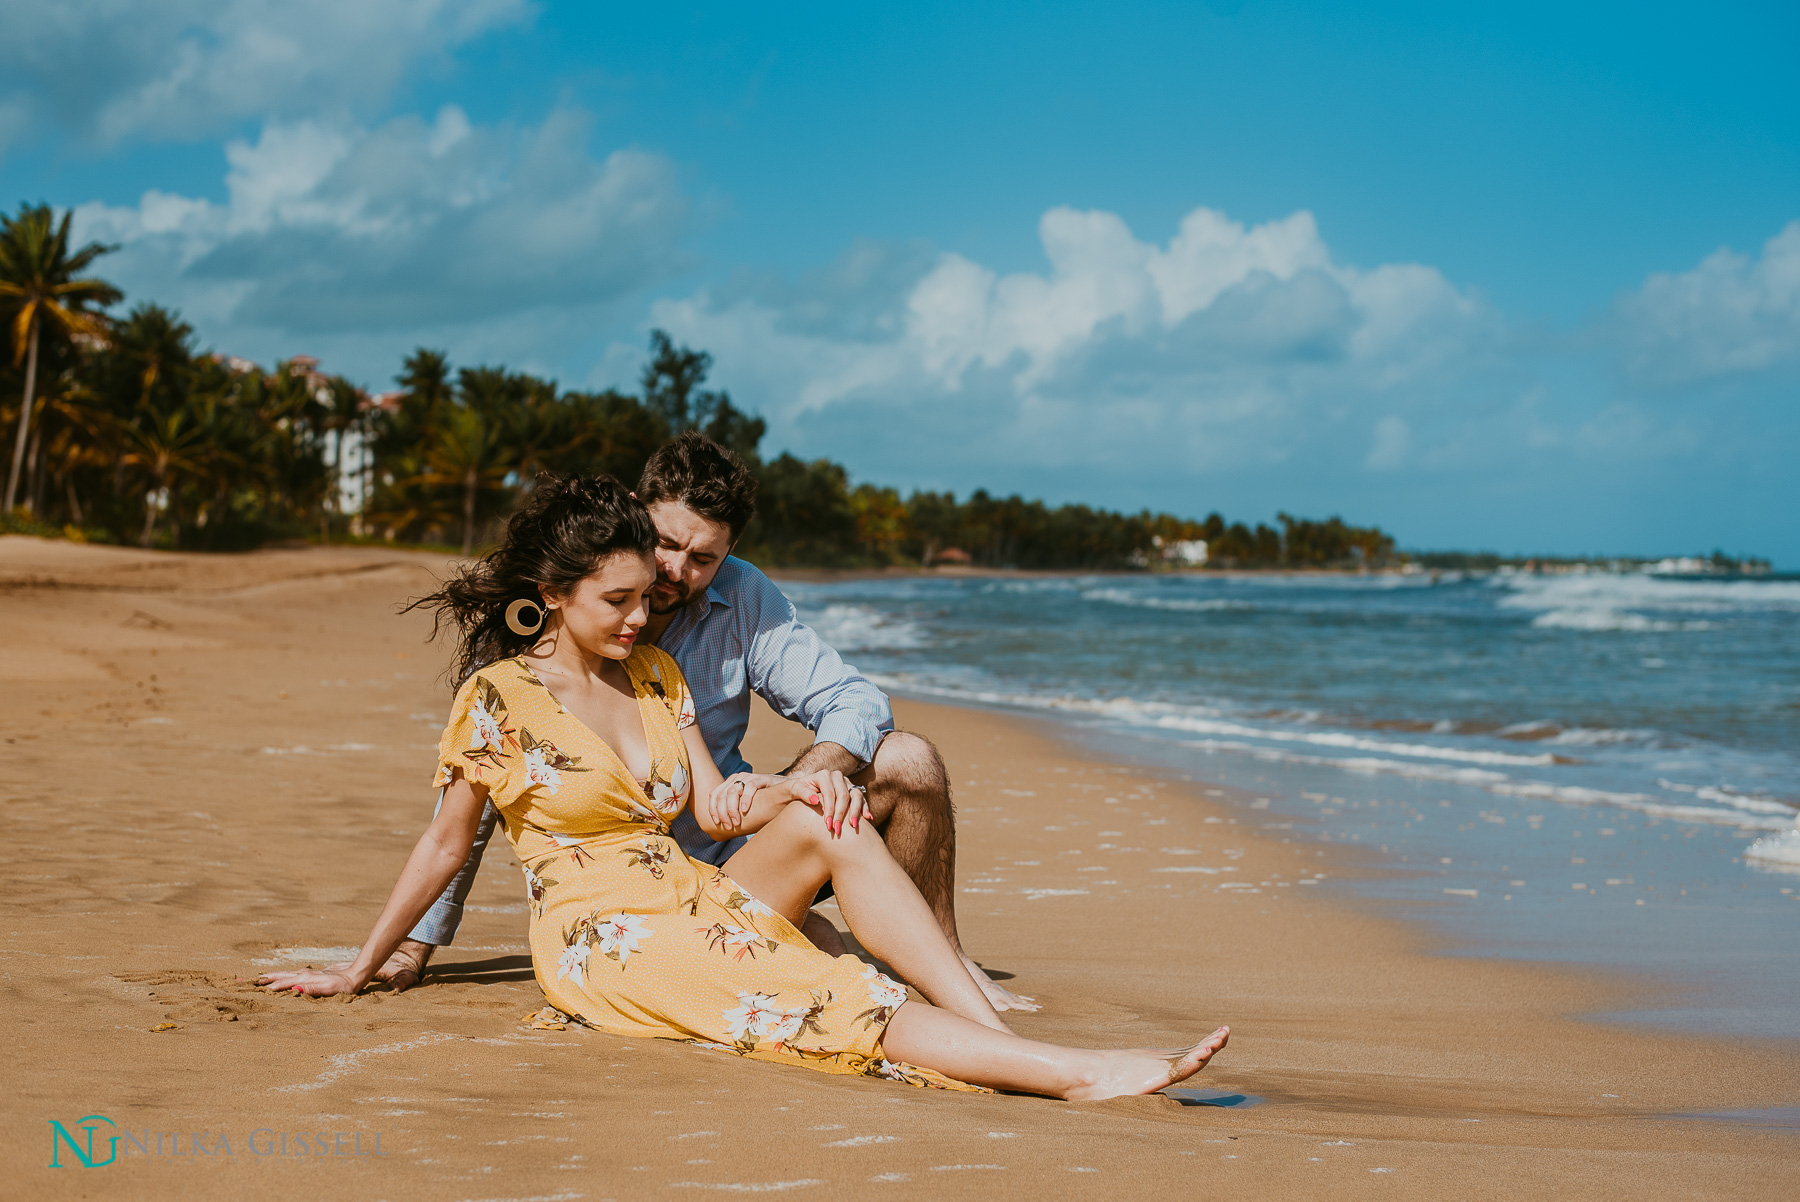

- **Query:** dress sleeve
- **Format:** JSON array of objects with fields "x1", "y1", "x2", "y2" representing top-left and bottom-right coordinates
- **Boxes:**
[{"x1": 434, "y1": 671, "x2": 519, "y2": 798}]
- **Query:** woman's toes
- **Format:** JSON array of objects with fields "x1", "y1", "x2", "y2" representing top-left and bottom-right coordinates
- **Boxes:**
[{"x1": 1167, "y1": 1026, "x2": 1230, "y2": 1084}]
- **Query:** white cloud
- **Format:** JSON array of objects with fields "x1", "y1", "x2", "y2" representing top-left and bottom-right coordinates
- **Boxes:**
[
  {"x1": 1614, "y1": 220, "x2": 1800, "y2": 386},
  {"x1": 1365, "y1": 415, "x2": 1411, "y2": 470},
  {"x1": 74, "y1": 106, "x2": 688, "y2": 360},
  {"x1": 0, "y1": 0, "x2": 531, "y2": 149},
  {"x1": 638, "y1": 204, "x2": 1495, "y2": 484},
  {"x1": 888, "y1": 205, "x2": 1482, "y2": 393}
]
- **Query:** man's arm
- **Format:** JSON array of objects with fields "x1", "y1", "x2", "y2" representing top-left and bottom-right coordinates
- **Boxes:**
[
  {"x1": 787, "y1": 739, "x2": 860, "y2": 777},
  {"x1": 740, "y1": 566, "x2": 894, "y2": 771},
  {"x1": 408, "y1": 798, "x2": 500, "y2": 946}
]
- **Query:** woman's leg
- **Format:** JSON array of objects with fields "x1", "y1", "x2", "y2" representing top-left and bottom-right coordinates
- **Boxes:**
[
  {"x1": 879, "y1": 1000, "x2": 1230, "y2": 1100},
  {"x1": 722, "y1": 800, "x2": 1011, "y2": 1033}
]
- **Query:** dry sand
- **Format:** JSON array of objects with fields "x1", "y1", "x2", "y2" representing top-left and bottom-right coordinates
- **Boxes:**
[{"x1": 1, "y1": 535, "x2": 1795, "y2": 1199}]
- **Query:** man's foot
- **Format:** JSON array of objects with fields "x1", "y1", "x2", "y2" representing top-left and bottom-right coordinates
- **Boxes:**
[
  {"x1": 962, "y1": 953, "x2": 1039, "y2": 1012},
  {"x1": 1065, "y1": 1026, "x2": 1230, "y2": 1101}
]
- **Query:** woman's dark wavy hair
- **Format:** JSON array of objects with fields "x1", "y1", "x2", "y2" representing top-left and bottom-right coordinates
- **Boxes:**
[{"x1": 407, "y1": 473, "x2": 657, "y2": 688}]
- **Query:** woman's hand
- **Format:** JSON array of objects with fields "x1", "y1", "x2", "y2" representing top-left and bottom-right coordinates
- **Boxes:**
[
  {"x1": 709, "y1": 772, "x2": 786, "y2": 833},
  {"x1": 788, "y1": 769, "x2": 868, "y2": 836},
  {"x1": 255, "y1": 966, "x2": 366, "y2": 998}
]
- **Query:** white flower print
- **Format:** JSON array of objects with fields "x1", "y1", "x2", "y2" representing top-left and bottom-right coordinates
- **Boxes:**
[
  {"x1": 523, "y1": 746, "x2": 562, "y2": 795},
  {"x1": 468, "y1": 698, "x2": 504, "y2": 750},
  {"x1": 737, "y1": 894, "x2": 774, "y2": 921},
  {"x1": 556, "y1": 940, "x2": 590, "y2": 987},
  {"x1": 721, "y1": 991, "x2": 781, "y2": 1042},
  {"x1": 721, "y1": 925, "x2": 766, "y2": 955},
  {"x1": 676, "y1": 692, "x2": 697, "y2": 730},
  {"x1": 759, "y1": 1000, "x2": 824, "y2": 1043},
  {"x1": 546, "y1": 830, "x2": 595, "y2": 867},
  {"x1": 862, "y1": 965, "x2": 907, "y2": 1008},
  {"x1": 649, "y1": 759, "x2": 690, "y2": 815},
  {"x1": 762, "y1": 1006, "x2": 808, "y2": 1045},
  {"x1": 593, "y1": 913, "x2": 653, "y2": 965}
]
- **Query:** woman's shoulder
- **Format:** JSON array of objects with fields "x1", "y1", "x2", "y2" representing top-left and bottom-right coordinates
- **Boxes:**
[{"x1": 452, "y1": 656, "x2": 534, "y2": 708}]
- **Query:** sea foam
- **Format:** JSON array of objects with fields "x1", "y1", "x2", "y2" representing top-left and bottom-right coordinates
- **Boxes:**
[
  {"x1": 801, "y1": 604, "x2": 925, "y2": 652},
  {"x1": 1744, "y1": 825, "x2": 1800, "y2": 872}
]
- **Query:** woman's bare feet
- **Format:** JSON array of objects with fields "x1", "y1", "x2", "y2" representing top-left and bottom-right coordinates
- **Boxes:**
[
  {"x1": 1064, "y1": 1026, "x2": 1230, "y2": 1101},
  {"x1": 962, "y1": 953, "x2": 1040, "y2": 1012}
]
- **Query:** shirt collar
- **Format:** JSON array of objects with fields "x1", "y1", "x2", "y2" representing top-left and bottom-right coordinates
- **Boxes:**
[{"x1": 662, "y1": 574, "x2": 731, "y2": 649}]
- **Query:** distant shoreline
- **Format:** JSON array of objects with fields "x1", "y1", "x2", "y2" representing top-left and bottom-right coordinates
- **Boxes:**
[{"x1": 762, "y1": 562, "x2": 1793, "y2": 583}]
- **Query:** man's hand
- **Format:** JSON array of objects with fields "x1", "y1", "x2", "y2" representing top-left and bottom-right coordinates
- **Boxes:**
[
  {"x1": 709, "y1": 773, "x2": 786, "y2": 833},
  {"x1": 325, "y1": 939, "x2": 435, "y2": 992}
]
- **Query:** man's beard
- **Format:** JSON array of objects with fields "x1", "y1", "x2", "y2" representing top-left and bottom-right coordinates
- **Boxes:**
[{"x1": 649, "y1": 579, "x2": 692, "y2": 615}]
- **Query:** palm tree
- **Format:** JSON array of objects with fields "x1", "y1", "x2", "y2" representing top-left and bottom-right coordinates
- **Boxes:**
[
  {"x1": 0, "y1": 204, "x2": 120, "y2": 512},
  {"x1": 110, "y1": 303, "x2": 196, "y2": 411},
  {"x1": 408, "y1": 402, "x2": 511, "y2": 554},
  {"x1": 118, "y1": 404, "x2": 209, "y2": 546}
]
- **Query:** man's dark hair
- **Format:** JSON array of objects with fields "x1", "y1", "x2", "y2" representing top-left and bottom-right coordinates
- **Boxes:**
[{"x1": 637, "y1": 431, "x2": 759, "y2": 542}]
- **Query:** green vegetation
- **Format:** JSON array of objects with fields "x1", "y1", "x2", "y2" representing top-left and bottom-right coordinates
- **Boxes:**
[{"x1": 1, "y1": 201, "x2": 1399, "y2": 570}]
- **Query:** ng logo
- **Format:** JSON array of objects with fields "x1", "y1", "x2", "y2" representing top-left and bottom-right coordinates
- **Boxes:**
[{"x1": 48, "y1": 1114, "x2": 118, "y2": 1168}]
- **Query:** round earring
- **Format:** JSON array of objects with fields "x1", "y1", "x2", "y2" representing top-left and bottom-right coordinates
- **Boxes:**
[{"x1": 504, "y1": 598, "x2": 545, "y2": 636}]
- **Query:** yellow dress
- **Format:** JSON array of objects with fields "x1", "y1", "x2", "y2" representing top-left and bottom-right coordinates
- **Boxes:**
[{"x1": 434, "y1": 648, "x2": 973, "y2": 1089}]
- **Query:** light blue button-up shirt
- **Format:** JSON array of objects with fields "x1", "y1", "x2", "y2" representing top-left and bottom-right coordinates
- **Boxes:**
[{"x1": 410, "y1": 556, "x2": 893, "y2": 946}]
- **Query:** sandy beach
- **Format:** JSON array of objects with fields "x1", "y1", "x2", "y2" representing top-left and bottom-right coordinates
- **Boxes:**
[{"x1": 1, "y1": 536, "x2": 1796, "y2": 1199}]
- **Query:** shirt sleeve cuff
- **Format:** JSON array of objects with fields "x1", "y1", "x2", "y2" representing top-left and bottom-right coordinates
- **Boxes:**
[{"x1": 813, "y1": 713, "x2": 887, "y2": 770}]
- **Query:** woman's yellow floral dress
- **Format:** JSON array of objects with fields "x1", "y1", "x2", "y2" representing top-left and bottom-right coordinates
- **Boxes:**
[{"x1": 435, "y1": 647, "x2": 973, "y2": 1089}]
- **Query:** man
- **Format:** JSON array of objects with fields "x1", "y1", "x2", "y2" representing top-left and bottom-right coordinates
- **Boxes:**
[{"x1": 374, "y1": 432, "x2": 1036, "y2": 1012}]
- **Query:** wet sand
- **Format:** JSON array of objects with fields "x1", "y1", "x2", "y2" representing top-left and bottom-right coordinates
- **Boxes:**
[{"x1": 1, "y1": 536, "x2": 1796, "y2": 1199}]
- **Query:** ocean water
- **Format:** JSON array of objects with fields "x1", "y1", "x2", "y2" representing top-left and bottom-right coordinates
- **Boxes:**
[{"x1": 777, "y1": 570, "x2": 1800, "y2": 1039}]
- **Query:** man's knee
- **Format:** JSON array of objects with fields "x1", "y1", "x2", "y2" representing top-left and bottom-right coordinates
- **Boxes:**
[{"x1": 868, "y1": 732, "x2": 950, "y2": 809}]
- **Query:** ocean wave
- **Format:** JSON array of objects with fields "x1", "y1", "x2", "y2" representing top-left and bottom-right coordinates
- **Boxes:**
[
  {"x1": 1656, "y1": 780, "x2": 1798, "y2": 816},
  {"x1": 802, "y1": 604, "x2": 925, "y2": 651},
  {"x1": 1529, "y1": 608, "x2": 1716, "y2": 633},
  {"x1": 873, "y1": 674, "x2": 1796, "y2": 831},
  {"x1": 1744, "y1": 826, "x2": 1800, "y2": 871},
  {"x1": 1080, "y1": 587, "x2": 1249, "y2": 613},
  {"x1": 1198, "y1": 742, "x2": 1796, "y2": 830},
  {"x1": 1497, "y1": 573, "x2": 1800, "y2": 616},
  {"x1": 1543, "y1": 726, "x2": 1660, "y2": 747},
  {"x1": 988, "y1": 579, "x2": 1088, "y2": 594},
  {"x1": 1140, "y1": 711, "x2": 1563, "y2": 767}
]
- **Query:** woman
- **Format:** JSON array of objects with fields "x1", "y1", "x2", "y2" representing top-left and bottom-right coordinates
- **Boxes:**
[{"x1": 258, "y1": 474, "x2": 1229, "y2": 1098}]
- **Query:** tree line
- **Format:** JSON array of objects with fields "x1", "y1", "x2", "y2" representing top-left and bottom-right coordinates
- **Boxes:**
[{"x1": 1, "y1": 201, "x2": 1396, "y2": 570}]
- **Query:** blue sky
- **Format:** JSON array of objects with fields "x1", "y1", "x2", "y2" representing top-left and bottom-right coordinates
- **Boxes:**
[{"x1": 4, "y1": 1, "x2": 1797, "y2": 561}]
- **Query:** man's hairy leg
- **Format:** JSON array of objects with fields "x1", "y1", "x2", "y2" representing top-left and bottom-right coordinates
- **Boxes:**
[{"x1": 789, "y1": 732, "x2": 1039, "y2": 1012}]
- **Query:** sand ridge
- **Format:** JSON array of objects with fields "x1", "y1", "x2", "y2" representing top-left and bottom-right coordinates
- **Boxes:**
[{"x1": 1, "y1": 536, "x2": 1796, "y2": 1199}]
